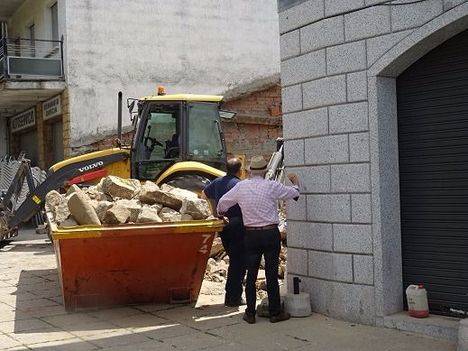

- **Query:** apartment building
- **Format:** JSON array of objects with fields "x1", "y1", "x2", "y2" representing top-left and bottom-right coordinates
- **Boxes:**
[{"x1": 0, "y1": 0, "x2": 281, "y2": 168}]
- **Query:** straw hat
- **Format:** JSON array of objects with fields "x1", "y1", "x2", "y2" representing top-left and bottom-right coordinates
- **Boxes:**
[{"x1": 249, "y1": 155, "x2": 268, "y2": 170}]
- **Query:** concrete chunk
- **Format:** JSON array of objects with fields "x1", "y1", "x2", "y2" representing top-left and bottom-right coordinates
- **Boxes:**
[
  {"x1": 46, "y1": 190, "x2": 71, "y2": 223},
  {"x1": 137, "y1": 207, "x2": 162, "y2": 223},
  {"x1": 180, "y1": 198, "x2": 211, "y2": 220},
  {"x1": 58, "y1": 217, "x2": 78, "y2": 228},
  {"x1": 161, "y1": 183, "x2": 198, "y2": 199},
  {"x1": 102, "y1": 204, "x2": 131, "y2": 225},
  {"x1": 67, "y1": 192, "x2": 101, "y2": 225},
  {"x1": 66, "y1": 184, "x2": 82, "y2": 197},
  {"x1": 159, "y1": 207, "x2": 182, "y2": 222},
  {"x1": 139, "y1": 182, "x2": 183, "y2": 210},
  {"x1": 115, "y1": 199, "x2": 143, "y2": 223},
  {"x1": 181, "y1": 214, "x2": 194, "y2": 221},
  {"x1": 102, "y1": 175, "x2": 141, "y2": 200},
  {"x1": 45, "y1": 190, "x2": 62, "y2": 211},
  {"x1": 95, "y1": 201, "x2": 113, "y2": 222},
  {"x1": 85, "y1": 186, "x2": 108, "y2": 201}
]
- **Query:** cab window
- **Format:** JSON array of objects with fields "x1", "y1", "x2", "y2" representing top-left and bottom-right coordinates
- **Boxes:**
[
  {"x1": 187, "y1": 103, "x2": 224, "y2": 160},
  {"x1": 142, "y1": 105, "x2": 179, "y2": 160},
  {"x1": 137, "y1": 103, "x2": 180, "y2": 180}
]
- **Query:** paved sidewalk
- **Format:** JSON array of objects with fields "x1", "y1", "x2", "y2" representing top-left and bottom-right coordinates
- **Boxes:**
[{"x1": 0, "y1": 229, "x2": 456, "y2": 351}]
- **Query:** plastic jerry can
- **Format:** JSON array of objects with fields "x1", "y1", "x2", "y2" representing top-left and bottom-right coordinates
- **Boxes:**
[{"x1": 406, "y1": 284, "x2": 429, "y2": 318}]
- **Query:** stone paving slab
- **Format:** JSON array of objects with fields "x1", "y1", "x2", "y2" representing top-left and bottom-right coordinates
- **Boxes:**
[{"x1": 0, "y1": 229, "x2": 457, "y2": 351}]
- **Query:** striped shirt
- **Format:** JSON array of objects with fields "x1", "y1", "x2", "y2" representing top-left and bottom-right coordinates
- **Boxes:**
[{"x1": 217, "y1": 176, "x2": 300, "y2": 227}]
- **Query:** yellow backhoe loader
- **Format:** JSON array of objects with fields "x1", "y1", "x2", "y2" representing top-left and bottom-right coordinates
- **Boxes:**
[{"x1": 0, "y1": 88, "x2": 237, "y2": 240}]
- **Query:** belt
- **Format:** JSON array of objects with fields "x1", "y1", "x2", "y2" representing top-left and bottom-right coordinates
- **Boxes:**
[{"x1": 245, "y1": 224, "x2": 278, "y2": 231}]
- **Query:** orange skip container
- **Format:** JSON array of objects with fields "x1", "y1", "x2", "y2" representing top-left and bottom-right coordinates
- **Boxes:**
[{"x1": 49, "y1": 217, "x2": 223, "y2": 312}]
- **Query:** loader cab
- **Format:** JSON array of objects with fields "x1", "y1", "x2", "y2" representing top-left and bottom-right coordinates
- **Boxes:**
[{"x1": 130, "y1": 94, "x2": 228, "y2": 185}]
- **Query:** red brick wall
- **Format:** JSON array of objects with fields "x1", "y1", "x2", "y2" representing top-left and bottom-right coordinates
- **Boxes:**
[
  {"x1": 222, "y1": 84, "x2": 282, "y2": 160},
  {"x1": 74, "y1": 85, "x2": 283, "y2": 160}
]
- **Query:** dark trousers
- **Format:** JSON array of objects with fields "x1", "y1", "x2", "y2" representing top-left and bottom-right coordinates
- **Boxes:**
[
  {"x1": 220, "y1": 217, "x2": 246, "y2": 303},
  {"x1": 244, "y1": 227, "x2": 281, "y2": 316}
]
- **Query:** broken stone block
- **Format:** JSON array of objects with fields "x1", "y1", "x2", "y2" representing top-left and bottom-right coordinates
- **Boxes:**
[
  {"x1": 137, "y1": 207, "x2": 162, "y2": 223},
  {"x1": 102, "y1": 204, "x2": 131, "y2": 225},
  {"x1": 66, "y1": 184, "x2": 82, "y2": 197},
  {"x1": 278, "y1": 262, "x2": 286, "y2": 279},
  {"x1": 55, "y1": 202, "x2": 71, "y2": 224},
  {"x1": 115, "y1": 199, "x2": 142, "y2": 223},
  {"x1": 59, "y1": 217, "x2": 78, "y2": 228},
  {"x1": 181, "y1": 214, "x2": 193, "y2": 221},
  {"x1": 159, "y1": 207, "x2": 182, "y2": 222},
  {"x1": 85, "y1": 186, "x2": 108, "y2": 201},
  {"x1": 101, "y1": 175, "x2": 140, "y2": 200},
  {"x1": 95, "y1": 201, "x2": 113, "y2": 222},
  {"x1": 45, "y1": 191, "x2": 71, "y2": 223},
  {"x1": 67, "y1": 192, "x2": 101, "y2": 225},
  {"x1": 139, "y1": 182, "x2": 183, "y2": 210},
  {"x1": 206, "y1": 258, "x2": 218, "y2": 273},
  {"x1": 180, "y1": 198, "x2": 211, "y2": 220},
  {"x1": 210, "y1": 237, "x2": 224, "y2": 258},
  {"x1": 161, "y1": 183, "x2": 198, "y2": 199},
  {"x1": 151, "y1": 203, "x2": 163, "y2": 212},
  {"x1": 45, "y1": 190, "x2": 63, "y2": 212}
]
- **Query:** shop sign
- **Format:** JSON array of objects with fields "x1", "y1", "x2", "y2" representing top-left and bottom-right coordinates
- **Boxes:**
[
  {"x1": 43, "y1": 95, "x2": 61, "y2": 120},
  {"x1": 11, "y1": 108, "x2": 36, "y2": 133}
]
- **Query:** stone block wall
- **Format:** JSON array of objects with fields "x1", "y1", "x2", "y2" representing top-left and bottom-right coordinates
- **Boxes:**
[{"x1": 279, "y1": 0, "x2": 467, "y2": 325}]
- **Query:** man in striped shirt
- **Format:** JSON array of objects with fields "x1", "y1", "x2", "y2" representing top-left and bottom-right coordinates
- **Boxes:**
[{"x1": 217, "y1": 155, "x2": 300, "y2": 324}]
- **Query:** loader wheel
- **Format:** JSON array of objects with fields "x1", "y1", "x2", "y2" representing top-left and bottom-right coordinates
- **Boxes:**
[{"x1": 164, "y1": 174, "x2": 211, "y2": 193}]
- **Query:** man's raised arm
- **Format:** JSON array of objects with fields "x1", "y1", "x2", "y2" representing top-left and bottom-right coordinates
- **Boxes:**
[{"x1": 216, "y1": 183, "x2": 240, "y2": 216}]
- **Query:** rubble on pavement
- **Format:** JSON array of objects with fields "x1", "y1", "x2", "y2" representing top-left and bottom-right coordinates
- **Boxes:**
[
  {"x1": 203, "y1": 233, "x2": 288, "y2": 299},
  {"x1": 45, "y1": 175, "x2": 212, "y2": 227}
]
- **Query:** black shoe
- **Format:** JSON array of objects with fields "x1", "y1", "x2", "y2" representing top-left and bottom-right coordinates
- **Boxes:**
[
  {"x1": 270, "y1": 311, "x2": 290, "y2": 323},
  {"x1": 243, "y1": 312, "x2": 256, "y2": 324},
  {"x1": 225, "y1": 298, "x2": 246, "y2": 307}
]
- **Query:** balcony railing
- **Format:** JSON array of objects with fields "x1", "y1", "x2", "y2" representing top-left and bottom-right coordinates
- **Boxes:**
[{"x1": 0, "y1": 37, "x2": 64, "y2": 81}]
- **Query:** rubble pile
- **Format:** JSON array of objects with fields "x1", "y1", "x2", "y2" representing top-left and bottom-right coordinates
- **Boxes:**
[
  {"x1": 45, "y1": 175, "x2": 212, "y2": 227},
  {"x1": 204, "y1": 235, "x2": 287, "y2": 299}
]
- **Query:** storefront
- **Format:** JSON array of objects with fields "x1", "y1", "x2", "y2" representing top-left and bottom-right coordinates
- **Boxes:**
[
  {"x1": 42, "y1": 95, "x2": 64, "y2": 167},
  {"x1": 9, "y1": 108, "x2": 39, "y2": 166}
]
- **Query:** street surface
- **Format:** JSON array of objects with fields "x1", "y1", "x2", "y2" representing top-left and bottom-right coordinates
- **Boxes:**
[{"x1": 0, "y1": 228, "x2": 456, "y2": 350}]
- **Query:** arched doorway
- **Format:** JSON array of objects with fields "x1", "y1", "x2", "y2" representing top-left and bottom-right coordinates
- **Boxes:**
[{"x1": 396, "y1": 29, "x2": 468, "y2": 316}]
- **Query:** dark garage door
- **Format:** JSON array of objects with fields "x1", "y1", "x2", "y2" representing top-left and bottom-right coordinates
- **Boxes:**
[{"x1": 397, "y1": 29, "x2": 468, "y2": 316}]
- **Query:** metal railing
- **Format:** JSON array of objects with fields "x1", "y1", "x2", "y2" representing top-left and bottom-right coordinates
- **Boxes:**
[{"x1": 0, "y1": 37, "x2": 64, "y2": 81}]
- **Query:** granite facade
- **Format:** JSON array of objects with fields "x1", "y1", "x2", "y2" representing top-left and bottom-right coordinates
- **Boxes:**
[{"x1": 280, "y1": 0, "x2": 468, "y2": 326}]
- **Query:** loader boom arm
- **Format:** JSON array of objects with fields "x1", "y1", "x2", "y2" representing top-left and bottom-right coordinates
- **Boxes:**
[{"x1": 0, "y1": 151, "x2": 129, "y2": 240}]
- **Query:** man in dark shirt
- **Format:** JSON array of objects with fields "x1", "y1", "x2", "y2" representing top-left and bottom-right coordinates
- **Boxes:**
[{"x1": 203, "y1": 158, "x2": 246, "y2": 307}]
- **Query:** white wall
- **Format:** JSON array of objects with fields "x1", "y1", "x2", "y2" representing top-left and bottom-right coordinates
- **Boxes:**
[{"x1": 64, "y1": 0, "x2": 280, "y2": 147}]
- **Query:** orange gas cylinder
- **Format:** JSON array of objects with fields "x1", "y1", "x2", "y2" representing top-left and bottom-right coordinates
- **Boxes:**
[{"x1": 406, "y1": 284, "x2": 429, "y2": 318}]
